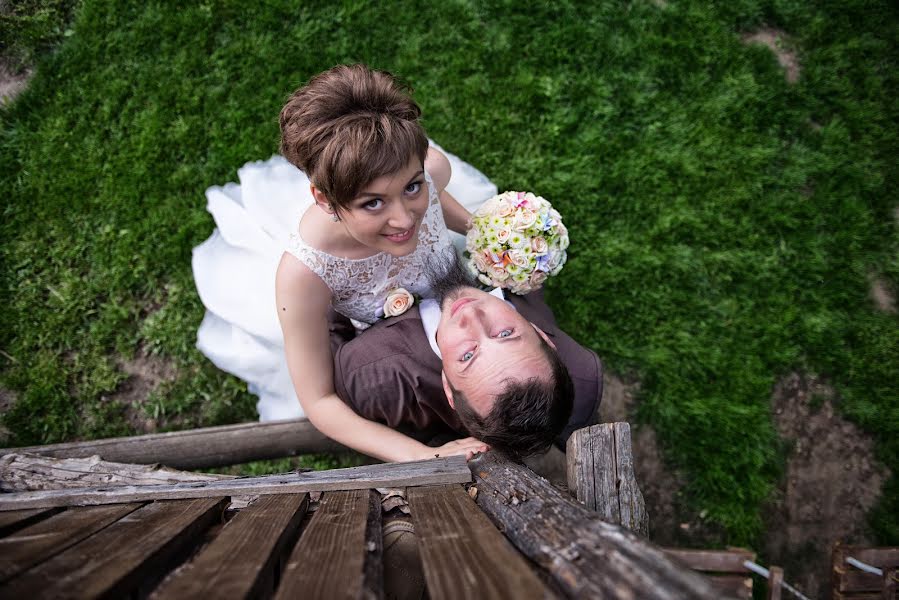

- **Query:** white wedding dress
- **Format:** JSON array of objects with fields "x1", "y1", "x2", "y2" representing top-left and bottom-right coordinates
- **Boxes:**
[{"x1": 192, "y1": 141, "x2": 497, "y2": 421}]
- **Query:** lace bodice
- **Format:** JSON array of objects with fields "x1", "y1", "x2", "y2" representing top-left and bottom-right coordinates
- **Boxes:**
[{"x1": 285, "y1": 171, "x2": 453, "y2": 331}]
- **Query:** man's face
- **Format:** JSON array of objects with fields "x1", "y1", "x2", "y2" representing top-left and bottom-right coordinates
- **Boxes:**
[{"x1": 436, "y1": 286, "x2": 553, "y2": 416}]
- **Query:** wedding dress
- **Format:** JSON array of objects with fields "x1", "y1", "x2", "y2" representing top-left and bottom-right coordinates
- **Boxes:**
[{"x1": 191, "y1": 141, "x2": 497, "y2": 420}]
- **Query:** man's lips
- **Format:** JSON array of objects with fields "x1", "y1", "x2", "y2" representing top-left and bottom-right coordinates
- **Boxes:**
[
  {"x1": 383, "y1": 228, "x2": 414, "y2": 243},
  {"x1": 450, "y1": 297, "x2": 474, "y2": 317}
]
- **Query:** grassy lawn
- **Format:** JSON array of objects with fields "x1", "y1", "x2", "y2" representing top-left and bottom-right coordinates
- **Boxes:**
[{"x1": 1, "y1": 0, "x2": 897, "y2": 552}]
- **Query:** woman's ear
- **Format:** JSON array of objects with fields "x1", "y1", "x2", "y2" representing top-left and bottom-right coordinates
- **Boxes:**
[
  {"x1": 441, "y1": 371, "x2": 456, "y2": 410},
  {"x1": 310, "y1": 184, "x2": 334, "y2": 214}
]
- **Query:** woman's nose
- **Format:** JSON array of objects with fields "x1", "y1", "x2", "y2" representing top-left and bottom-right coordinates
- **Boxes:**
[{"x1": 387, "y1": 201, "x2": 415, "y2": 230}]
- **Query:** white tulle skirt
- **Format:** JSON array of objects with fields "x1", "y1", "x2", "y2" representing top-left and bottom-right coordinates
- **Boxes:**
[{"x1": 192, "y1": 141, "x2": 497, "y2": 421}]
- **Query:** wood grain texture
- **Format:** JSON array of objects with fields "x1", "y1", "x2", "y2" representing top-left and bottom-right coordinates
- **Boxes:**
[
  {"x1": 767, "y1": 566, "x2": 783, "y2": 600},
  {"x1": 0, "y1": 503, "x2": 142, "y2": 583},
  {"x1": 276, "y1": 489, "x2": 382, "y2": 600},
  {"x1": 662, "y1": 548, "x2": 755, "y2": 572},
  {"x1": 0, "y1": 497, "x2": 227, "y2": 599},
  {"x1": 0, "y1": 452, "x2": 232, "y2": 492},
  {"x1": 408, "y1": 485, "x2": 552, "y2": 600},
  {"x1": 566, "y1": 422, "x2": 649, "y2": 535},
  {"x1": 151, "y1": 494, "x2": 308, "y2": 599},
  {"x1": 0, "y1": 419, "x2": 345, "y2": 470},
  {"x1": 469, "y1": 451, "x2": 720, "y2": 600},
  {"x1": 0, "y1": 456, "x2": 471, "y2": 511},
  {"x1": 0, "y1": 507, "x2": 61, "y2": 536}
]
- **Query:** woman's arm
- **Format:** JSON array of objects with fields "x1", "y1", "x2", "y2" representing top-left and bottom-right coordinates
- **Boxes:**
[
  {"x1": 275, "y1": 254, "x2": 486, "y2": 462},
  {"x1": 425, "y1": 147, "x2": 471, "y2": 235}
]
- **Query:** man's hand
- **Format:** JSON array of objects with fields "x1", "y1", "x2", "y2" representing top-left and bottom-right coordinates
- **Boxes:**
[{"x1": 428, "y1": 437, "x2": 490, "y2": 461}]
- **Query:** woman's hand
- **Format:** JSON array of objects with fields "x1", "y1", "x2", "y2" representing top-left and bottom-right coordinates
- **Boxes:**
[{"x1": 426, "y1": 437, "x2": 490, "y2": 461}]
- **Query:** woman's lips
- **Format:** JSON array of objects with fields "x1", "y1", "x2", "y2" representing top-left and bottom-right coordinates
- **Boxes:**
[{"x1": 384, "y1": 228, "x2": 414, "y2": 243}]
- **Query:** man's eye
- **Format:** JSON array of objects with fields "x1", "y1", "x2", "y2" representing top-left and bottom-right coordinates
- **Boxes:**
[
  {"x1": 461, "y1": 349, "x2": 474, "y2": 362},
  {"x1": 496, "y1": 329, "x2": 513, "y2": 338},
  {"x1": 405, "y1": 181, "x2": 422, "y2": 194},
  {"x1": 363, "y1": 198, "x2": 384, "y2": 210}
]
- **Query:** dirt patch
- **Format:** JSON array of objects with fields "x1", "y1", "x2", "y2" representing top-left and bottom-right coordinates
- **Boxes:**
[
  {"x1": 869, "y1": 275, "x2": 897, "y2": 314},
  {"x1": 0, "y1": 59, "x2": 31, "y2": 105},
  {"x1": 107, "y1": 350, "x2": 178, "y2": 434},
  {"x1": 741, "y1": 27, "x2": 801, "y2": 84},
  {"x1": 765, "y1": 372, "x2": 889, "y2": 599}
]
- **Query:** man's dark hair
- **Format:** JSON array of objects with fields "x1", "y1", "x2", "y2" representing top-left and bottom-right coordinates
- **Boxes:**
[{"x1": 450, "y1": 335, "x2": 574, "y2": 458}]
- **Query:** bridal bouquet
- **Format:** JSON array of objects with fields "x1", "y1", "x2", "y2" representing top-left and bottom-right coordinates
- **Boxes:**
[{"x1": 464, "y1": 191, "x2": 569, "y2": 295}]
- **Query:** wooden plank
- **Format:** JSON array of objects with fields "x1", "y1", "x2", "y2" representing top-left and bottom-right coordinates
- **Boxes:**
[
  {"x1": 0, "y1": 452, "x2": 232, "y2": 492},
  {"x1": 0, "y1": 503, "x2": 142, "y2": 583},
  {"x1": 706, "y1": 574, "x2": 752, "y2": 599},
  {"x1": 884, "y1": 567, "x2": 896, "y2": 600},
  {"x1": 276, "y1": 489, "x2": 382, "y2": 600},
  {"x1": 0, "y1": 497, "x2": 227, "y2": 598},
  {"x1": 851, "y1": 547, "x2": 899, "y2": 568},
  {"x1": 0, "y1": 507, "x2": 61, "y2": 536},
  {"x1": 662, "y1": 548, "x2": 755, "y2": 573},
  {"x1": 767, "y1": 565, "x2": 784, "y2": 600},
  {"x1": 408, "y1": 485, "x2": 551, "y2": 600},
  {"x1": 566, "y1": 423, "x2": 648, "y2": 535},
  {"x1": 0, "y1": 456, "x2": 471, "y2": 511},
  {"x1": 151, "y1": 494, "x2": 308, "y2": 598},
  {"x1": 469, "y1": 451, "x2": 720, "y2": 600},
  {"x1": 0, "y1": 418, "x2": 346, "y2": 470},
  {"x1": 841, "y1": 570, "x2": 885, "y2": 592}
]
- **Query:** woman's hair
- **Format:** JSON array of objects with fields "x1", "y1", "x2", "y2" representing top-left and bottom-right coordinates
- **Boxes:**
[{"x1": 279, "y1": 64, "x2": 429, "y2": 210}]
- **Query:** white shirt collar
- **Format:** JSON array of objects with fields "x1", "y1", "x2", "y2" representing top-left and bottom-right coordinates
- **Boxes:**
[{"x1": 420, "y1": 287, "x2": 511, "y2": 359}]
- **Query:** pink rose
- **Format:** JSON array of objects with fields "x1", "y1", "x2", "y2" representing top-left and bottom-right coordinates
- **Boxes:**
[
  {"x1": 488, "y1": 263, "x2": 510, "y2": 281},
  {"x1": 531, "y1": 236, "x2": 548, "y2": 254},
  {"x1": 383, "y1": 288, "x2": 414, "y2": 317},
  {"x1": 506, "y1": 249, "x2": 529, "y2": 268},
  {"x1": 496, "y1": 228, "x2": 512, "y2": 244}
]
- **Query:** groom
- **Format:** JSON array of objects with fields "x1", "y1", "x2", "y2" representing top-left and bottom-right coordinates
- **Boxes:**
[{"x1": 331, "y1": 254, "x2": 602, "y2": 458}]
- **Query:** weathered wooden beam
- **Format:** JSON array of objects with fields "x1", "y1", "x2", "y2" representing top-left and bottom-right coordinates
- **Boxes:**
[
  {"x1": 0, "y1": 456, "x2": 471, "y2": 511},
  {"x1": 0, "y1": 418, "x2": 347, "y2": 470},
  {"x1": 276, "y1": 489, "x2": 383, "y2": 599},
  {"x1": 0, "y1": 452, "x2": 233, "y2": 493},
  {"x1": 408, "y1": 485, "x2": 553, "y2": 600},
  {"x1": 566, "y1": 422, "x2": 649, "y2": 535},
  {"x1": 469, "y1": 452, "x2": 721, "y2": 600},
  {"x1": 0, "y1": 507, "x2": 62, "y2": 536}
]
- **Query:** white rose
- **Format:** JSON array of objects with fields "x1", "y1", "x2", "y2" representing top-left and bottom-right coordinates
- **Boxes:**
[
  {"x1": 474, "y1": 251, "x2": 491, "y2": 273},
  {"x1": 559, "y1": 234, "x2": 570, "y2": 250},
  {"x1": 383, "y1": 288, "x2": 414, "y2": 317},
  {"x1": 513, "y1": 208, "x2": 538, "y2": 231},
  {"x1": 496, "y1": 228, "x2": 512, "y2": 244},
  {"x1": 495, "y1": 200, "x2": 514, "y2": 217},
  {"x1": 531, "y1": 236, "x2": 548, "y2": 254}
]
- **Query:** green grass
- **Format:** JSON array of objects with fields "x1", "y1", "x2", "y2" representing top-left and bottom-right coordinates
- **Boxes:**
[{"x1": 1, "y1": 0, "x2": 897, "y2": 550}]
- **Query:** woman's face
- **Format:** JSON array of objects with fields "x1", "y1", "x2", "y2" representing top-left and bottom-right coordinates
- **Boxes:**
[{"x1": 338, "y1": 158, "x2": 430, "y2": 257}]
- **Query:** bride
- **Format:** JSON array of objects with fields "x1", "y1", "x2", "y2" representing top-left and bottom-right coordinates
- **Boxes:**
[{"x1": 192, "y1": 64, "x2": 497, "y2": 462}]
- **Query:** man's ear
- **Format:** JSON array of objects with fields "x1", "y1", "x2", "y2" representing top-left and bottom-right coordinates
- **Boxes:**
[
  {"x1": 441, "y1": 371, "x2": 456, "y2": 410},
  {"x1": 310, "y1": 184, "x2": 335, "y2": 215},
  {"x1": 531, "y1": 323, "x2": 557, "y2": 350}
]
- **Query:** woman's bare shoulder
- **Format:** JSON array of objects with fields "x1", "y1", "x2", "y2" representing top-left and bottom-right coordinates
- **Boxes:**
[{"x1": 425, "y1": 146, "x2": 452, "y2": 192}]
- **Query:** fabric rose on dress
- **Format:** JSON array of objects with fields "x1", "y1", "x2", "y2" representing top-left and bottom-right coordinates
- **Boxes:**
[{"x1": 383, "y1": 287, "x2": 415, "y2": 317}]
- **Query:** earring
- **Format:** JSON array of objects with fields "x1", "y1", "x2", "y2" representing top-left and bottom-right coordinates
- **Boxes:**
[{"x1": 329, "y1": 204, "x2": 339, "y2": 222}]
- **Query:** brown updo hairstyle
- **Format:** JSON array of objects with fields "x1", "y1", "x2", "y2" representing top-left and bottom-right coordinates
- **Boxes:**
[{"x1": 279, "y1": 64, "x2": 429, "y2": 210}]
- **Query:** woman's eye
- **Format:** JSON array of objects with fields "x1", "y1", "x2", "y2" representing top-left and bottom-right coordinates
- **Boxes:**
[
  {"x1": 496, "y1": 329, "x2": 513, "y2": 338},
  {"x1": 461, "y1": 349, "x2": 475, "y2": 362},
  {"x1": 363, "y1": 198, "x2": 384, "y2": 210},
  {"x1": 405, "y1": 181, "x2": 422, "y2": 195}
]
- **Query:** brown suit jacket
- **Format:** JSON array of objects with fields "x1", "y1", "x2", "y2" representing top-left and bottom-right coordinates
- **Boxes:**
[{"x1": 331, "y1": 290, "x2": 603, "y2": 450}]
